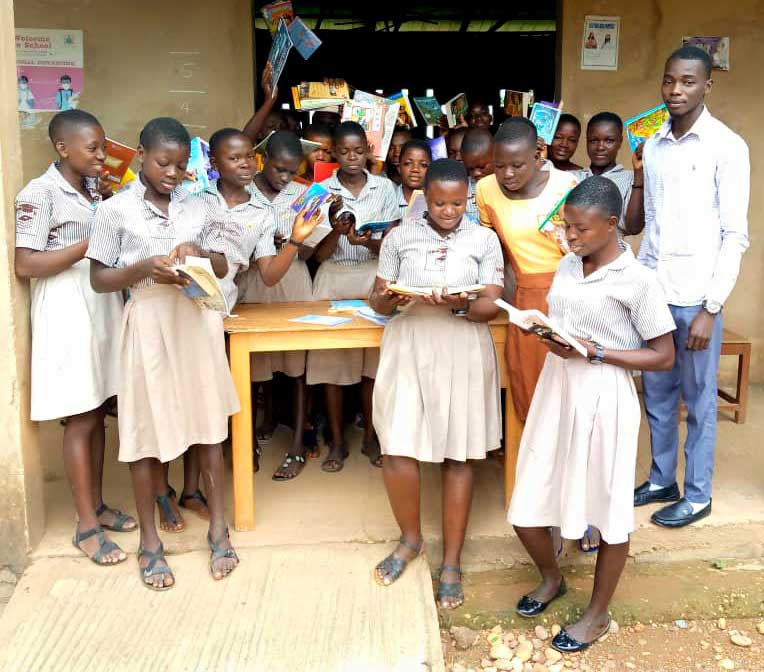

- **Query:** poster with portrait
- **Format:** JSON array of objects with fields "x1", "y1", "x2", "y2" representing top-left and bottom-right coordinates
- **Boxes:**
[
  {"x1": 16, "y1": 29, "x2": 84, "y2": 113},
  {"x1": 581, "y1": 16, "x2": 620, "y2": 71},
  {"x1": 682, "y1": 36, "x2": 730, "y2": 71}
]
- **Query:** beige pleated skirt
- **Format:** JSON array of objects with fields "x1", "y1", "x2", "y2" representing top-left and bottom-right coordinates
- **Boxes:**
[
  {"x1": 306, "y1": 260, "x2": 380, "y2": 386},
  {"x1": 508, "y1": 354, "x2": 641, "y2": 544},
  {"x1": 373, "y1": 303, "x2": 501, "y2": 463},
  {"x1": 240, "y1": 259, "x2": 313, "y2": 381},
  {"x1": 118, "y1": 285, "x2": 240, "y2": 463}
]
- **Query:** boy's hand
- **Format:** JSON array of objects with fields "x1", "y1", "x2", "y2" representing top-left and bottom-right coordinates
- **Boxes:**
[
  {"x1": 144, "y1": 256, "x2": 186, "y2": 286},
  {"x1": 687, "y1": 310, "x2": 715, "y2": 350},
  {"x1": 262, "y1": 61, "x2": 277, "y2": 99},
  {"x1": 421, "y1": 289, "x2": 469, "y2": 309},
  {"x1": 536, "y1": 137, "x2": 548, "y2": 162},
  {"x1": 347, "y1": 226, "x2": 372, "y2": 246},
  {"x1": 291, "y1": 209, "x2": 324, "y2": 242},
  {"x1": 632, "y1": 142, "x2": 644, "y2": 172},
  {"x1": 170, "y1": 242, "x2": 204, "y2": 264}
]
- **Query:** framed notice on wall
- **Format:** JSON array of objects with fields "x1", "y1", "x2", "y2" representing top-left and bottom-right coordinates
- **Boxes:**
[{"x1": 581, "y1": 16, "x2": 620, "y2": 71}]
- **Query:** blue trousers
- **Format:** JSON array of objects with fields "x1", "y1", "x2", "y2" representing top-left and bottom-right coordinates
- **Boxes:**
[{"x1": 642, "y1": 305, "x2": 722, "y2": 503}]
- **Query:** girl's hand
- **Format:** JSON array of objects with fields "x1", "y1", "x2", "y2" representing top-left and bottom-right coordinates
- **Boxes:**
[
  {"x1": 96, "y1": 171, "x2": 114, "y2": 199},
  {"x1": 420, "y1": 289, "x2": 469, "y2": 309},
  {"x1": 274, "y1": 232, "x2": 286, "y2": 249},
  {"x1": 170, "y1": 242, "x2": 203, "y2": 264},
  {"x1": 539, "y1": 334, "x2": 588, "y2": 360},
  {"x1": 536, "y1": 137, "x2": 548, "y2": 162},
  {"x1": 291, "y1": 209, "x2": 325, "y2": 242},
  {"x1": 378, "y1": 284, "x2": 414, "y2": 311},
  {"x1": 632, "y1": 142, "x2": 644, "y2": 172},
  {"x1": 347, "y1": 226, "x2": 372, "y2": 246},
  {"x1": 144, "y1": 255, "x2": 187, "y2": 286},
  {"x1": 328, "y1": 195, "x2": 349, "y2": 229},
  {"x1": 262, "y1": 61, "x2": 277, "y2": 99}
]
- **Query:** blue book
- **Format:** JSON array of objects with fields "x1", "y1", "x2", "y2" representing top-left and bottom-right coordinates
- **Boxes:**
[
  {"x1": 291, "y1": 182, "x2": 331, "y2": 219},
  {"x1": 267, "y1": 18, "x2": 294, "y2": 95},
  {"x1": 182, "y1": 137, "x2": 212, "y2": 195},
  {"x1": 529, "y1": 101, "x2": 562, "y2": 145},
  {"x1": 290, "y1": 315, "x2": 353, "y2": 327},
  {"x1": 288, "y1": 17, "x2": 321, "y2": 60},
  {"x1": 356, "y1": 220, "x2": 396, "y2": 235},
  {"x1": 329, "y1": 299, "x2": 368, "y2": 312}
]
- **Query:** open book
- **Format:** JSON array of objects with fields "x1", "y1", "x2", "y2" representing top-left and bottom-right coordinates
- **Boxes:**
[
  {"x1": 176, "y1": 256, "x2": 232, "y2": 315},
  {"x1": 342, "y1": 90, "x2": 400, "y2": 161},
  {"x1": 494, "y1": 299, "x2": 587, "y2": 357},
  {"x1": 443, "y1": 92, "x2": 468, "y2": 128},
  {"x1": 387, "y1": 283, "x2": 484, "y2": 298}
]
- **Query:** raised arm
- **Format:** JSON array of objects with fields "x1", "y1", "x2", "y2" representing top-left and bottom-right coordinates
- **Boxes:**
[
  {"x1": 242, "y1": 62, "x2": 279, "y2": 144},
  {"x1": 623, "y1": 143, "x2": 645, "y2": 236}
]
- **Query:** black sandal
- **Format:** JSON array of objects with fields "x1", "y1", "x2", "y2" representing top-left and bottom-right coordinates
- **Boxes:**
[
  {"x1": 436, "y1": 565, "x2": 464, "y2": 609},
  {"x1": 72, "y1": 525, "x2": 125, "y2": 566},
  {"x1": 138, "y1": 543, "x2": 174, "y2": 591},
  {"x1": 208, "y1": 528, "x2": 239, "y2": 580},
  {"x1": 361, "y1": 438, "x2": 383, "y2": 468},
  {"x1": 178, "y1": 490, "x2": 210, "y2": 520},
  {"x1": 374, "y1": 536, "x2": 423, "y2": 587},
  {"x1": 551, "y1": 616, "x2": 612, "y2": 653},
  {"x1": 95, "y1": 503, "x2": 137, "y2": 532},
  {"x1": 272, "y1": 454, "x2": 306, "y2": 481},
  {"x1": 156, "y1": 487, "x2": 186, "y2": 533},
  {"x1": 321, "y1": 441, "x2": 349, "y2": 473}
]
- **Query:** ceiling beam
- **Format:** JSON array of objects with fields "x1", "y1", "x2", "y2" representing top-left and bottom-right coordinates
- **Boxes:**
[
  {"x1": 487, "y1": 18, "x2": 508, "y2": 32},
  {"x1": 458, "y1": 18, "x2": 470, "y2": 32}
]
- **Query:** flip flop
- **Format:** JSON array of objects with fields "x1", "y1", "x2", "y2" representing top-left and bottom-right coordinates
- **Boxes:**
[
  {"x1": 578, "y1": 525, "x2": 600, "y2": 554},
  {"x1": 95, "y1": 503, "x2": 137, "y2": 532}
]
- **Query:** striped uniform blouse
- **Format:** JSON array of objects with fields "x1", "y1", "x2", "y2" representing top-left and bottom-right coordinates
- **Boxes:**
[
  {"x1": 15, "y1": 163, "x2": 100, "y2": 252},
  {"x1": 547, "y1": 244, "x2": 675, "y2": 350},
  {"x1": 394, "y1": 183, "x2": 409, "y2": 222},
  {"x1": 247, "y1": 178, "x2": 303, "y2": 240},
  {"x1": 321, "y1": 170, "x2": 400, "y2": 266},
  {"x1": 377, "y1": 215, "x2": 504, "y2": 289},
  {"x1": 86, "y1": 178, "x2": 225, "y2": 290}
]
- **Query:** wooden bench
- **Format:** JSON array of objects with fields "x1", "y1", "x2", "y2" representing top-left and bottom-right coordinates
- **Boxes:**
[{"x1": 719, "y1": 328, "x2": 751, "y2": 424}]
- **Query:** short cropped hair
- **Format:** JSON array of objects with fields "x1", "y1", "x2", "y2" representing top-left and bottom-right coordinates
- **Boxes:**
[
  {"x1": 424, "y1": 158, "x2": 468, "y2": 189},
  {"x1": 264, "y1": 130, "x2": 302, "y2": 159},
  {"x1": 48, "y1": 109, "x2": 101, "y2": 143},
  {"x1": 587, "y1": 111, "x2": 623, "y2": 132},
  {"x1": 303, "y1": 122, "x2": 333, "y2": 142},
  {"x1": 461, "y1": 128, "x2": 494, "y2": 156},
  {"x1": 400, "y1": 139, "x2": 432, "y2": 162},
  {"x1": 333, "y1": 120, "x2": 367, "y2": 144},
  {"x1": 496, "y1": 117, "x2": 537, "y2": 147},
  {"x1": 557, "y1": 113, "x2": 581, "y2": 131},
  {"x1": 139, "y1": 117, "x2": 190, "y2": 150},
  {"x1": 566, "y1": 175, "x2": 623, "y2": 220},
  {"x1": 208, "y1": 127, "x2": 249, "y2": 154},
  {"x1": 667, "y1": 45, "x2": 713, "y2": 79}
]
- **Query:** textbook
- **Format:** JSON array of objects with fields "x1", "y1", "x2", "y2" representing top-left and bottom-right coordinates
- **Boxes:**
[
  {"x1": 529, "y1": 101, "x2": 563, "y2": 144},
  {"x1": 103, "y1": 138, "x2": 136, "y2": 191},
  {"x1": 356, "y1": 219, "x2": 396, "y2": 235},
  {"x1": 428, "y1": 136, "x2": 447, "y2": 160},
  {"x1": 291, "y1": 80, "x2": 351, "y2": 110},
  {"x1": 176, "y1": 256, "x2": 232, "y2": 315},
  {"x1": 291, "y1": 182, "x2": 331, "y2": 220},
  {"x1": 388, "y1": 91, "x2": 417, "y2": 128},
  {"x1": 443, "y1": 92, "x2": 468, "y2": 128},
  {"x1": 405, "y1": 189, "x2": 426, "y2": 222},
  {"x1": 267, "y1": 18, "x2": 293, "y2": 97},
  {"x1": 182, "y1": 137, "x2": 212, "y2": 195},
  {"x1": 494, "y1": 298, "x2": 587, "y2": 357},
  {"x1": 290, "y1": 315, "x2": 353, "y2": 327},
  {"x1": 341, "y1": 90, "x2": 400, "y2": 161},
  {"x1": 625, "y1": 104, "x2": 669, "y2": 151},
  {"x1": 261, "y1": 0, "x2": 294, "y2": 34},
  {"x1": 288, "y1": 16, "x2": 321, "y2": 60},
  {"x1": 412, "y1": 96, "x2": 442, "y2": 126},
  {"x1": 503, "y1": 89, "x2": 534, "y2": 118},
  {"x1": 328, "y1": 299, "x2": 368, "y2": 313},
  {"x1": 313, "y1": 161, "x2": 339, "y2": 182},
  {"x1": 387, "y1": 283, "x2": 485, "y2": 298}
]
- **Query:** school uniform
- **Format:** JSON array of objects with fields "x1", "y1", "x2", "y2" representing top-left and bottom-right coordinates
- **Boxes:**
[
  {"x1": 86, "y1": 178, "x2": 239, "y2": 464},
  {"x1": 15, "y1": 163, "x2": 122, "y2": 421},
  {"x1": 508, "y1": 245, "x2": 675, "y2": 543},
  {"x1": 394, "y1": 183, "x2": 409, "y2": 222},
  {"x1": 307, "y1": 171, "x2": 399, "y2": 386},
  {"x1": 573, "y1": 164, "x2": 634, "y2": 233},
  {"x1": 240, "y1": 178, "x2": 313, "y2": 381},
  {"x1": 373, "y1": 215, "x2": 504, "y2": 462}
]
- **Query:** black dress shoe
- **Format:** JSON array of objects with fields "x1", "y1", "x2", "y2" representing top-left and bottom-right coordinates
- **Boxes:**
[
  {"x1": 516, "y1": 579, "x2": 567, "y2": 618},
  {"x1": 633, "y1": 480, "x2": 680, "y2": 507},
  {"x1": 551, "y1": 618, "x2": 612, "y2": 653},
  {"x1": 651, "y1": 497, "x2": 712, "y2": 528}
]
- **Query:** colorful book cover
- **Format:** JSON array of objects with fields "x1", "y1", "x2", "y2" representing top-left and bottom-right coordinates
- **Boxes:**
[
  {"x1": 529, "y1": 101, "x2": 563, "y2": 144},
  {"x1": 288, "y1": 16, "x2": 321, "y2": 60},
  {"x1": 292, "y1": 80, "x2": 351, "y2": 110},
  {"x1": 625, "y1": 104, "x2": 669, "y2": 151},
  {"x1": 267, "y1": 18, "x2": 293, "y2": 97},
  {"x1": 412, "y1": 96, "x2": 442, "y2": 126},
  {"x1": 103, "y1": 138, "x2": 136, "y2": 191},
  {"x1": 427, "y1": 136, "x2": 447, "y2": 161},
  {"x1": 261, "y1": 0, "x2": 294, "y2": 34},
  {"x1": 388, "y1": 91, "x2": 417, "y2": 128},
  {"x1": 342, "y1": 90, "x2": 400, "y2": 161},
  {"x1": 291, "y1": 182, "x2": 331, "y2": 220},
  {"x1": 182, "y1": 137, "x2": 212, "y2": 195},
  {"x1": 443, "y1": 92, "x2": 468, "y2": 128},
  {"x1": 356, "y1": 220, "x2": 396, "y2": 235},
  {"x1": 503, "y1": 90, "x2": 534, "y2": 118},
  {"x1": 313, "y1": 162, "x2": 339, "y2": 183},
  {"x1": 329, "y1": 299, "x2": 368, "y2": 313}
]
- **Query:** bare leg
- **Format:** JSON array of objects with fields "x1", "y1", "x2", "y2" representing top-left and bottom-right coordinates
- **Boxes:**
[
  {"x1": 131, "y1": 458, "x2": 173, "y2": 589},
  {"x1": 563, "y1": 538, "x2": 628, "y2": 643},
  {"x1": 272, "y1": 376, "x2": 310, "y2": 480},
  {"x1": 375, "y1": 455, "x2": 422, "y2": 585},
  {"x1": 360, "y1": 377, "x2": 376, "y2": 444},
  {"x1": 438, "y1": 459, "x2": 474, "y2": 608},
  {"x1": 157, "y1": 460, "x2": 185, "y2": 532},
  {"x1": 198, "y1": 443, "x2": 239, "y2": 579},
  {"x1": 256, "y1": 380, "x2": 277, "y2": 441},
  {"x1": 179, "y1": 447, "x2": 210, "y2": 518},
  {"x1": 513, "y1": 526, "x2": 564, "y2": 602}
]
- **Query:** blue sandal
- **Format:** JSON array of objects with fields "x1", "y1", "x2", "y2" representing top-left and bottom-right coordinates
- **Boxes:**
[
  {"x1": 208, "y1": 528, "x2": 239, "y2": 580},
  {"x1": 374, "y1": 536, "x2": 423, "y2": 586},
  {"x1": 95, "y1": 503, "x2": 137, "y2": 533},
  {"x1": 72, "y1": 525, "x2": 125, "y2": 566},
  {"x1": 138, "y1": 543, "x2": 175, "y2": 591},
  {"x1": 436, "y1": 565, "x2": 464, "y2": 610},
  {"x1": 156, "y1": 487, "x2": 186, "y2": 533},
  {"x1": 578, "y1": 525, "x2": 600, "y2": 553}
]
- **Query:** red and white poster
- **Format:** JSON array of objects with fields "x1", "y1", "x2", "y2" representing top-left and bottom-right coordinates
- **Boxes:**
[{"x1": 16, "y1": 29, "x2": 84, "y2": 112}]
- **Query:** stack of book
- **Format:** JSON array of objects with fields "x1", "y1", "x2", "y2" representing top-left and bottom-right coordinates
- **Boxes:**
[{"x1": 291, "y1": 80, "x2": 351, "y2": 111}]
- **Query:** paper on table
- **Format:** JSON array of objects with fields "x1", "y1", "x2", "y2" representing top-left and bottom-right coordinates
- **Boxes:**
[{"x1": 289, "y1": 314, "x2": 354, "y2": 327}]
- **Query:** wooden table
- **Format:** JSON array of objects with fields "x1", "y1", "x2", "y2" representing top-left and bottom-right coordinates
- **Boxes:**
[{"x1": 225, "y1": 301, "x2": 518, "y2": 531}]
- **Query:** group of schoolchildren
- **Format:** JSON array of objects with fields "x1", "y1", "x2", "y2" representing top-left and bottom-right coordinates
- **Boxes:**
[{"x1": 15, "y1": 44, "x2": 749, "y2": 654}]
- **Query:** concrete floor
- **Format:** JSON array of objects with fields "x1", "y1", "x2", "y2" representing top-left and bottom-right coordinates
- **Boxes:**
[{"x1": 31, "y1": 386, "x2": 764, "y2": 570}]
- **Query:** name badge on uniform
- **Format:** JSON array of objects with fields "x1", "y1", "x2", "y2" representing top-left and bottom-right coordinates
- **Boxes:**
[{"x1": 424, "y1": 245, "x2": 448, "y2": 272}]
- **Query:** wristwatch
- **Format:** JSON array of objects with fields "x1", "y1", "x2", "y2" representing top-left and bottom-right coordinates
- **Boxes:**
[
  {"x1": 589, "y1": 342, "x2": 605, "y2": 365},
  {"x1": 703, "y1": 299, "x2": 722, "y2": 315}
]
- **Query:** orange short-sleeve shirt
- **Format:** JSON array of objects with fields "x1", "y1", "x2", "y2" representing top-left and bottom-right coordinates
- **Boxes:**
[{"x1": 476, "y1": 168, "x2": 578, "y2": 275}]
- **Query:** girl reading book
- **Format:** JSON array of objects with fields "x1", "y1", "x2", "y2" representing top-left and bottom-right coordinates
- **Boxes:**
[
  {"x1": 508, "y1": 177, "x2": 675, "y2": 651},
  {"x1": 370, "y1": 159, "x2": 504, "y2": 610},
  {"x1": 308, "y1": 121, "x2": 400, "y2": 473}
]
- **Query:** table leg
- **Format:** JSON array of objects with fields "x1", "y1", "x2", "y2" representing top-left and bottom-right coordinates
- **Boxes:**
[
  {"x1": 737, "y1": 347, "x2": 751, "y2": 424},
  {"x1": 503, "y1": 384, "x2": 523, "y2": 510},
  {"x1": 230, "y1": 334, "x2": 255, "y2": 531}
]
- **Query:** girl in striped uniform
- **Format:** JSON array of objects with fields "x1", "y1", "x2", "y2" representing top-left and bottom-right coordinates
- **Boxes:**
[
  {"x1": 15, "y1": 110, "x2": 135, "y2": 566},
  {"x1": 308, "y1": 121, "x2": 400, "y2": 473},
  {"x1": 508, "y1": 177, "x2": 676, "y2": 652},
  {"x1": 394, "y1": 139, "x2": 432, "y2": 222}
]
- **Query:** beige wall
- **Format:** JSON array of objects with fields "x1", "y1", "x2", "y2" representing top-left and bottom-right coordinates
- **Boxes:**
[
  {"x1": 14, "y1": 0, "x2": 255, "y2": 180},
  {"x1": 560, "y1": 0, "x2": 764, "y2": 378}
]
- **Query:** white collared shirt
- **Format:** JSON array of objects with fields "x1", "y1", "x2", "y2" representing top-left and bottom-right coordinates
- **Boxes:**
[{"x1": 637, "y1": 107, "x2": 749, "y2": 306}]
